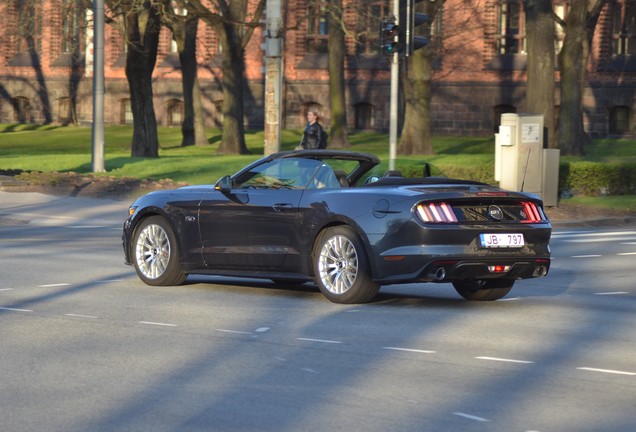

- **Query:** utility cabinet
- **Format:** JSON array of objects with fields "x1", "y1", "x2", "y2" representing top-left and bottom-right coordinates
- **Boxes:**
[{"x1": 495, "y1": 113, "x2": 560, "y2": 207}]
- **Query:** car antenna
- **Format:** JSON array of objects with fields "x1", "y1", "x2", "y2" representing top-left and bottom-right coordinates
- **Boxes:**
[{"x1": 520, "y1": 147, "x2": 531, "y2": 192}]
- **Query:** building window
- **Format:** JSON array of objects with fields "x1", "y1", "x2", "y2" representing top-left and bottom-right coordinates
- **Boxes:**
[
  {"x1": 62, "y1": 0, "x2": 84, "y2": 54},
  {"x1": 306, "y1": 3, "x2": 329, "y2": 53},
  {"x1": 611, "y1": 0, "x2": 636, "y2": 56},
  {"x1": 167, "y1": 99, "x2": 184, "y2": 126},
  {"x1": 121, "y1": 99, "x2": 133, "y2": 124},
  {"x1": 12, "y1": 96, "x2": 31, "y2": 123},
  {"x1": 609, "y1": 105, "x2": 630, "y2": 134},
  {"x1": 355, "y1": 2, "x2": 389, "y2": 55},
  {"x1": 497, "y1": 0, "x2": 525, "y2": 55},
  {"x1": 15, "y1": 0, "x2": 42, "y2": 53},
  {"x1": 354, "y1": 103, "x2": 375, "y2": 130},
  {"x1": 58, "y1": 97, "x2": 73, "y2": 124}
]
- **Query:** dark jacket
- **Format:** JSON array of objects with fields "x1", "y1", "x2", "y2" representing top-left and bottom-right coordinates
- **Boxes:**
[{"x1": 301, "y1": 122, "x2": 323, "y2": 149}]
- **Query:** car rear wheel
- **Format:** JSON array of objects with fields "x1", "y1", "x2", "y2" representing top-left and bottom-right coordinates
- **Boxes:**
[
  {"x1": 313, "y1": 226, "x2": 380, "y2": 304},
  {"x1": 132, "y1": 216, "x2": 187, "y2": 286},
  {"x1": 453, "y1": 279, "x2": 514, "y2": 301}
]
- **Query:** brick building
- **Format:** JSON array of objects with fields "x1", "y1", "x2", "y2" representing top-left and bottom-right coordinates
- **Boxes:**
[{"x1": 1, "y1": 0, "x2": 636, "y2": 138}]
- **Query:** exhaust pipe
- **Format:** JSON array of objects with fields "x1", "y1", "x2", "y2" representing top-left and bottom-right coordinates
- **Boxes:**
[
  {"x1": 535, "y1": 265, "x2": 548, "y2": 277},
  {"x1": 428, "y1": 267, "x2": 446, "y2": 281}
]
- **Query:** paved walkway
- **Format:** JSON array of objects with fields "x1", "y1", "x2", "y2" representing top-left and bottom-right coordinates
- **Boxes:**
[{"x1": 0, "y1": 191, "x2": 130, "y2": 228}]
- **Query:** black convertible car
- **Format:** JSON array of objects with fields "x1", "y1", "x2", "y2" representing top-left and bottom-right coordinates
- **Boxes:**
[{"x1": 123, "y1": 150, "x2": 551, "y2": 304}]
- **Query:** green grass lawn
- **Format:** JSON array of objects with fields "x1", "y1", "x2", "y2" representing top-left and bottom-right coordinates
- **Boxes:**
[{"x1": 1, "y1": 123, "x2": 635, "y2": 211}]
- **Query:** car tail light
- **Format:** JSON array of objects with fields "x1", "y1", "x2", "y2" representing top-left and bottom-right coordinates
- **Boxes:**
[
  {"x1": 520, "y1": 201, "x2": 545, "y2": 223},
  {"x1": 488, "y1": 265, "x2": 511, "y2": 273},
  {"x1": 416, "y1": 202, "x2": 458, "y2": 223}
]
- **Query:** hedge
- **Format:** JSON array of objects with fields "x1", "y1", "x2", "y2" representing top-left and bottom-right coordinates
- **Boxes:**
[
  {"x1": 397, "y1": 160, "x2": 636, "y2": 197},
  {"x1": 559, "y1": 161, "x2": 636, "y2": 196}
]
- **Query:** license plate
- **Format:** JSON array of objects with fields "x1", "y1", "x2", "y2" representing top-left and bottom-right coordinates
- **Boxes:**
[{"x1": 480, "y1": 233, "x2": 524, "y2": 248}]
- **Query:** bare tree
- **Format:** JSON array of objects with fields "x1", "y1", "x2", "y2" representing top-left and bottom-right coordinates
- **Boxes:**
[
  {"x1": 399, "y1": 0, "x2": 443, "y2": 155},
  {"x1": 164, "y1": 0, "x2": 207, "y2": 146},
  {"x1": 523, "y1": 0, "x2": 556, "y2": 149},
  {"x1": 186, "y1": 0, "x2": 266, "y2": 154},
  {"x1": 327, "y1": 0, "x2": 350, "y2": 148},
  {"x1": 106, "y1": 0, "x2": 165, "y2": 158},
  {"x1": 556, "y1": 0, "x2": 607, "y2": 156}
]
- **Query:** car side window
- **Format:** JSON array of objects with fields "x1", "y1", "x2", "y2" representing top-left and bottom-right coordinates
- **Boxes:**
[{"x1": 235, "y1": 158, "x2": 323, "y2": 190}]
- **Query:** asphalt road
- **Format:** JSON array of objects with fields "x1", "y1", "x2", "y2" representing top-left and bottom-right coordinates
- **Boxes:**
[{"x1": 1, "y1": 192, "x2": 635, "y2": 432}]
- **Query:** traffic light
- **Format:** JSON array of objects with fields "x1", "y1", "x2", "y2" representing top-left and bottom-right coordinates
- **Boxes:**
[
  {"x1": 399, "y1": 0, "x2": 430, "y2": 56},
  {"x1": 379, "y1": 17, "x2": 401, "y2": 56}
]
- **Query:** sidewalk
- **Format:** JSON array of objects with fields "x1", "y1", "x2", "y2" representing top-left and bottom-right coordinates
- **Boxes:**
[{"x1": 0, "y1": 191, "x2": 130, "y2": 228}]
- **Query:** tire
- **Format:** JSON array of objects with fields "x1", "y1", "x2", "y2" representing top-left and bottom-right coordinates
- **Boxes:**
[
  {"x1": 313, "y1": 226, "x2": 380, "y2": 304},
  {"x1": 452, "y1": 279, "x2": 514, "y2": 301},
  {"x1": 132, "y1": 216, "x2": 187, "y2": 286}
]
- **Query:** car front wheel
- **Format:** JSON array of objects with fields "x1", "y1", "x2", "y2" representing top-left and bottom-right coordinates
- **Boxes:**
[
  {"x1": 132, "y1": 216, "x2": 187, "y2": 286},
  {"x1": 313, "y1": 226, "x2": 380, "y2": 304},
  {"x1": 453, "y1": 279, "x2": 514, "y2": 301}
]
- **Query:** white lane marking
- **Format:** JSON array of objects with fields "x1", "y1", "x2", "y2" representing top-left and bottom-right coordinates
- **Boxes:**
[
  {"x1": 139, "y1": 321, "x2": 178, "y2": 327},
  {"x1": 38, "y1": 283, "x2": 70, "y2": 288},
  {"x1": 216, "y1": 329, "x2": 252, "y2": 335},
  {"x1": 453, "y1": 412, "x2": 490, "y2": 422},
  {"x1": 595, "y1": 292, "x2": 629, "y2": 296},
  {"x1": 622, "y1": 242, "x2": 636, "y2": 245},
  {"x1": 476, "y1": 356, "x2": 534, "y2": 364},
  {"x1": 297, "y1": 337, "x2": 342, "y2": 344},
  {"x1": 571, "y1": 255, "x2": 602, "y2": 258},
  {"x1": 383, "y1": 347, "x2": 436, "y2": 354},
  {"x1": 566, "y1": 237, "x2": 636, "y2": 243},
  {"x1": 0, "y1": 288, "x2": 14, "y2": 292},
  {"x1": 0, "y1": 306, "x2": 33, "y2": 312},
  {"x1": 255, "y1": 327, "x2": 270, "y2": 333},
  {"x1": 618, "y1": 252, "x2": 636, "y2": 256},
  {"x1": 301, "y1": 368, "x2": 319, "y2": 374},
  {"x1": 553, "y1": 231, "x2": 636, "y2": 238},
  {"x1": 577, "y1": 367, "x2": 636, "y2": 376},
  {"x1": 69, "y1": 226, "x2": 107, "y2": 229},
  {"x1": 65, "y1": 313, "x2": 98, "y2": 319}
]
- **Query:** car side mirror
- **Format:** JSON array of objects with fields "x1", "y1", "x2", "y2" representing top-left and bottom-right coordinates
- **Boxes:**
[{"x1": 214, "y1": 175, "x2": 232, "y2": 193}]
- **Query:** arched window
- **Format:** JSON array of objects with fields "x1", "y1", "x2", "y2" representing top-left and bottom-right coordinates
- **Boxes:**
[
  {"x1": 609, "y1": 105, "x2": 631, "y2": 134},
  {"x1": 167, "y1": 99, "x2": 184, "y2": 126},
  {"x1": 12, "y1": 96, "x2": 31, "y2": 123},
  {"x1": 58, "y1": 97, "x2": 73, "y2": 125},
  {"x1": 354, "y1": 103, "x2": 375, "y2": 130}
]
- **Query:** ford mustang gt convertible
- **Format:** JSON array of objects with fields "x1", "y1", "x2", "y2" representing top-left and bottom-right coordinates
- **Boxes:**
[{"x1": 122, "y1": 150, "x2": 551, "y2": 304}]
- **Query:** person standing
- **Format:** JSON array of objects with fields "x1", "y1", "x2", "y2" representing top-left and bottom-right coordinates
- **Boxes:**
[{"x1": 300, "y1": 110, "x2": 327, "y2": 149}]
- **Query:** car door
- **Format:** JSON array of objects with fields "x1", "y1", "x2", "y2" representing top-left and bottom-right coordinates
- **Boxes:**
[{"x1": 198, "y1": 158, "x2": 311, "y2": 269}]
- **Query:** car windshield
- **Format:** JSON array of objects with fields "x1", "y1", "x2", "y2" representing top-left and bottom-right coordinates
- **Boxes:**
[{"x1": 234, "y1": 157, "x2": 349, "y2": 190}]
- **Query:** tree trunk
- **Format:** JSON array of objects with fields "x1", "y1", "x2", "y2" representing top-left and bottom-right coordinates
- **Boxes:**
[
  {"x1": 125, "y1": 2, "x2": 161, "y2": 158},
  {"x1": 176, "y1": 14, "x2": 207, "y2": 146},
  {"x1": 399, "y1": 1, "x2": 440, "y2": 155},
  {"x1": 523, "y1": 0, "x2": 555, "y2": 149},
  {"x1": 182, "y1": 0, "x2": 265, "y2": 154},
  {"x1": 328, "y1": 0, "x2": 349, "y2": 148},
  {"x1": 216, "y1": 23, "x2": 249, "y2": 154},
  {"x1": 557, "y1": 0, "x2": 605, "y2": 156}
]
